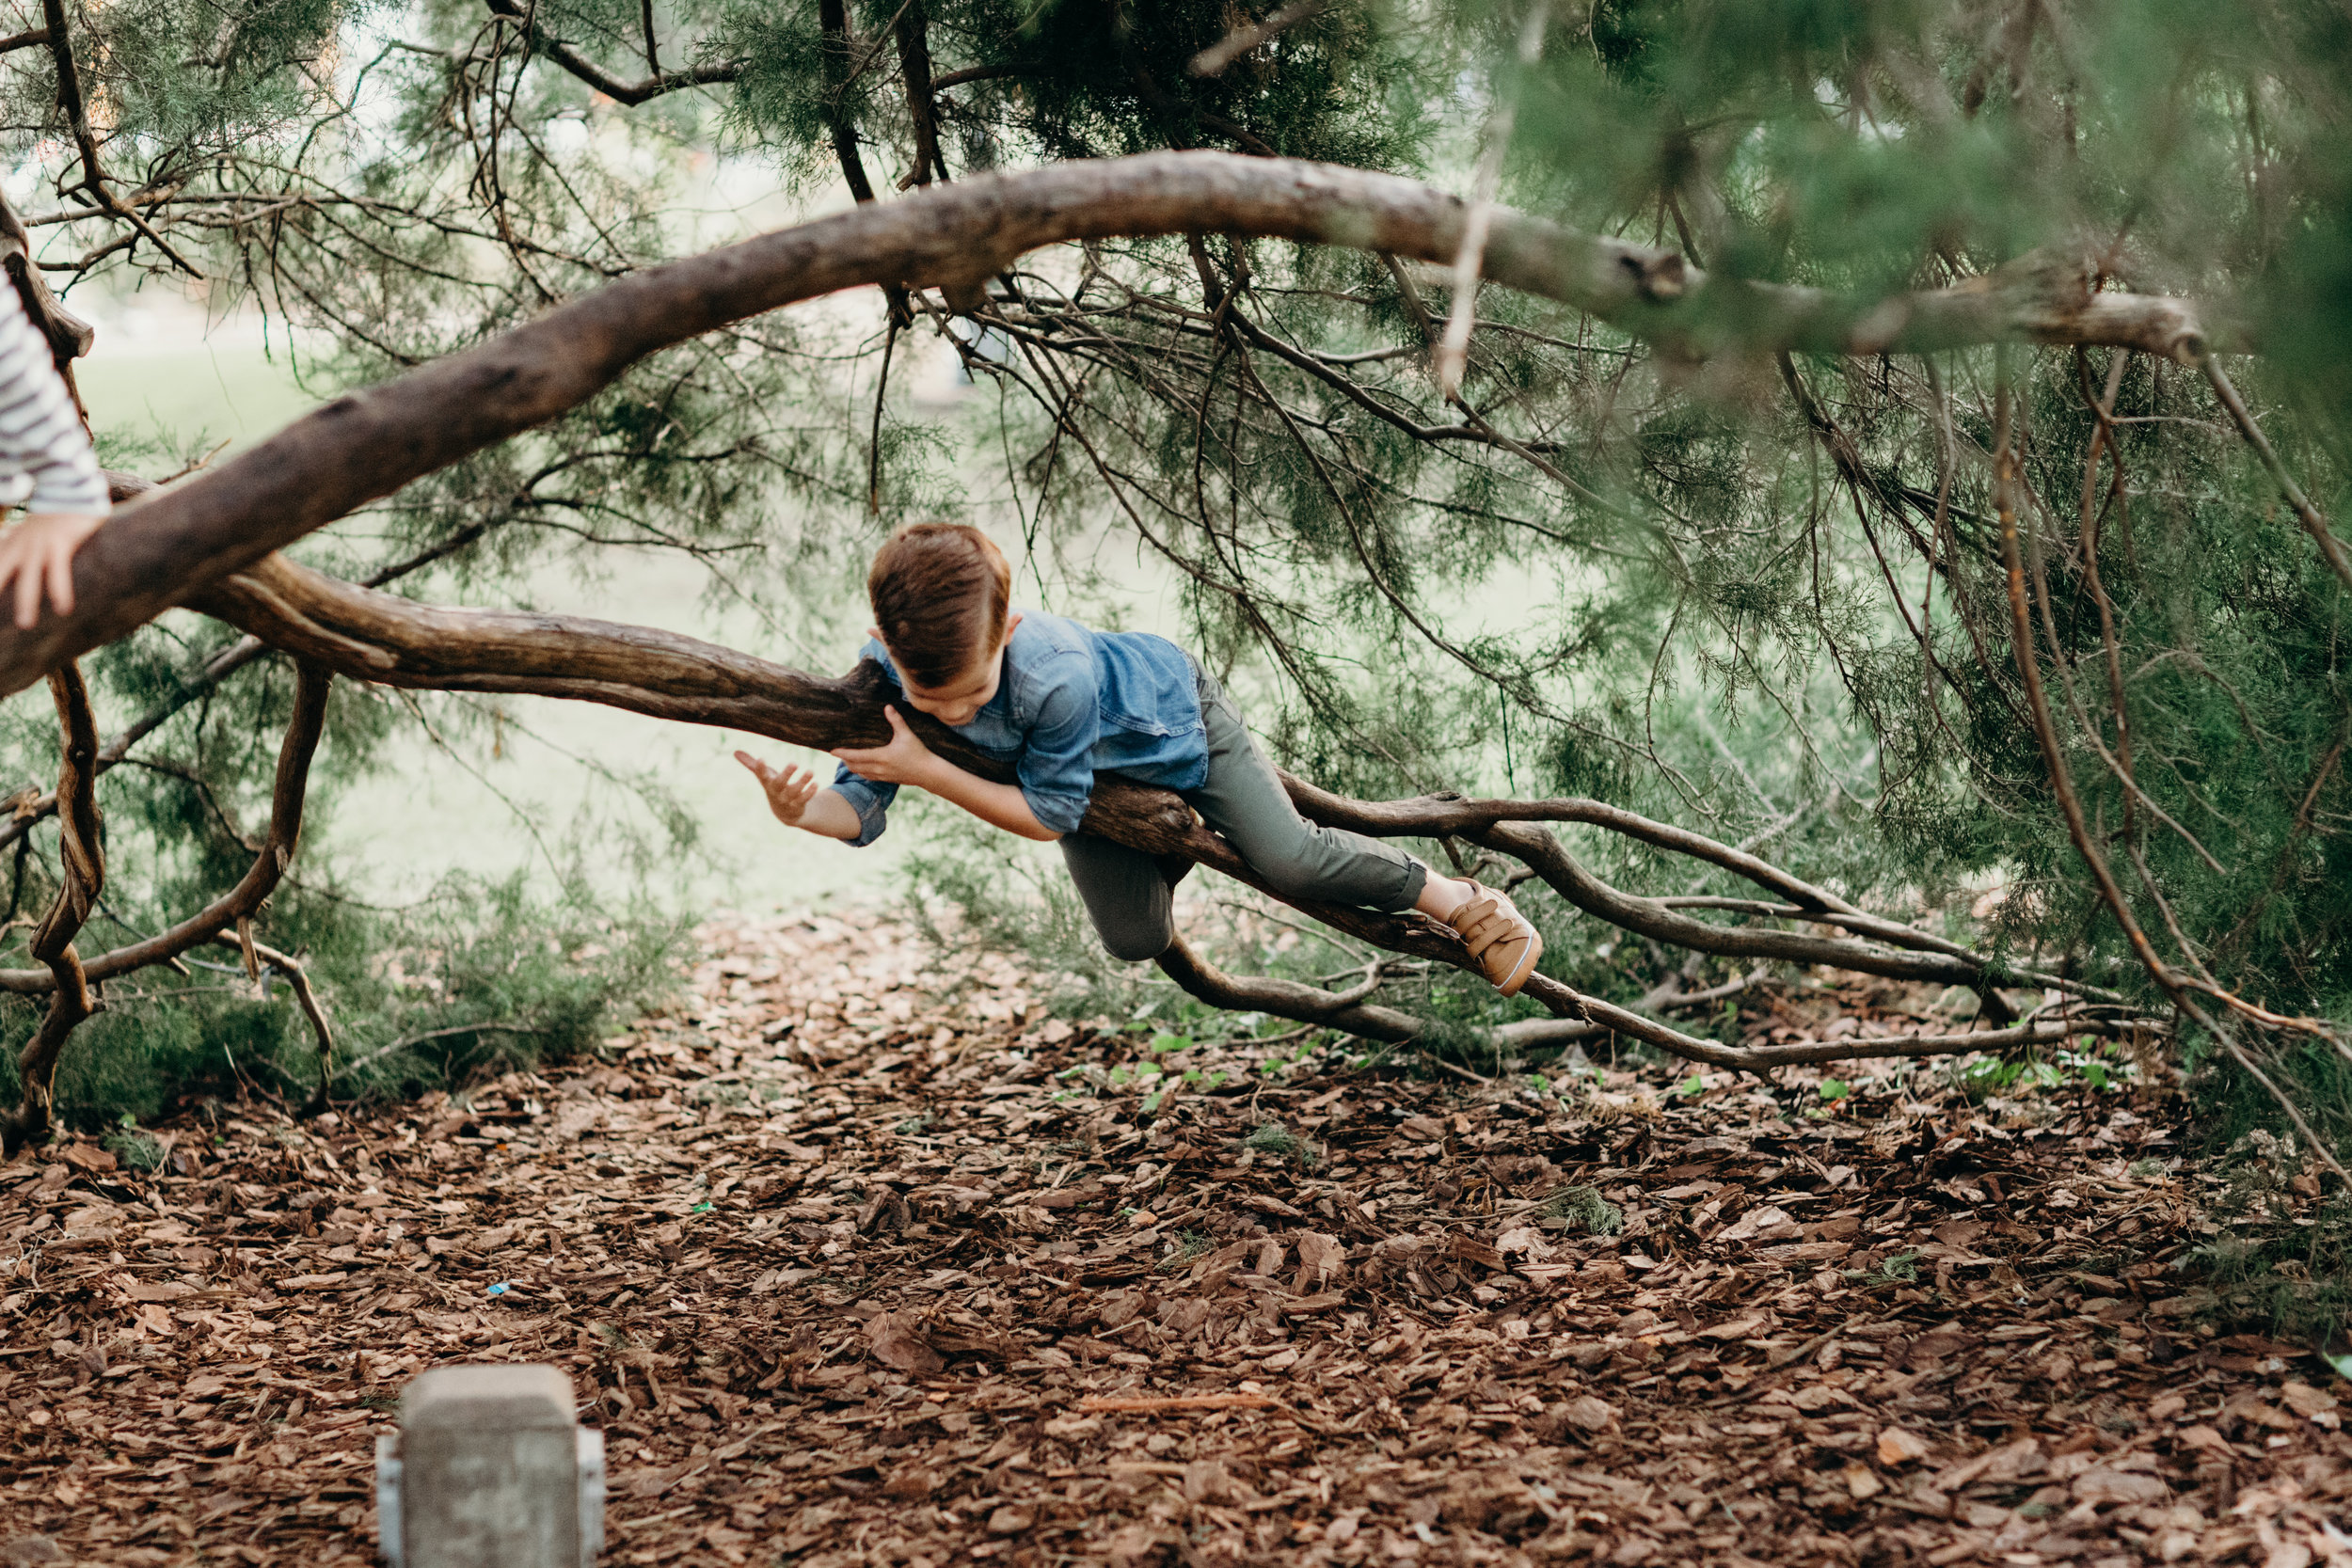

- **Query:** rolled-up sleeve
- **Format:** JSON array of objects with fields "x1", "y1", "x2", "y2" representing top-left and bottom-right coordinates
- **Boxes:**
[
  {"x1": 828, "y1": 766, "x2": 898, "y2": 847},
  {"x1": 1017, "y1": 651, "x2": 1099, "y2": 836}
]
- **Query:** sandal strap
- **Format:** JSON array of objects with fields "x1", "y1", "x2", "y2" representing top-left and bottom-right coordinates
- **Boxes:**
[{"x1": 1452, "y1": 898, "x2": 1524, "y2": 956}]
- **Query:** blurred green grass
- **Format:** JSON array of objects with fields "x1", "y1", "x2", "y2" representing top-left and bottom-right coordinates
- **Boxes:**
[
  {"x1": 74, "y1": 332, "x2": 907, "y2": 911},
  {"x1": 77, "y1": 341, "x2": 321, "y2": 454}
]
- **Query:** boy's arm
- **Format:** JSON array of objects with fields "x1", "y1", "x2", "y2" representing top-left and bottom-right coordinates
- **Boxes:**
[
  {"x1": 831, "y1": 706, "x2": 1062, "y2": 843},
  {"x1": 734, "y1": 752, "x2": 869, "y2": 840}
]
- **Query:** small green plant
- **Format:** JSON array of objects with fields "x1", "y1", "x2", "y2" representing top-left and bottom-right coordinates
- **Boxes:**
[
  {"x1": 895, "y1": 1112, "x2": 934, "y2": 1136},
  {"x1": 1148, "y1": 1033, "x2": 1194, "y2": 1055},
  {"x1": 1259, "y1": 1037, "x2": 1319, "y2": 1078},
  {"x1": 1243, "y1": 1121, "x2": 1319, "y2": 1167},
  {"x1": 1677, "y1": 1074, "x2": 1706, "y2": 1098},
  {"x1": 1818, "y1": 1079, "x2": 1851, "y2": 1102},
  {"x1": 1954, "y1": 1045, "x2": 2130, "y2": 1103},
  {"x1": 1874, "y1": 1249, "x2": 1923, "y2": 1285},
  {"x1": 101, "y1": 1115, "x2": 165, "y2": 1172},
  {"x1": 1544, "y1": 1184, "x2": 1624, "y2": 1236},
  {"x1": 1162, "y1": 1229, "x2": 1215, "y2": 1270},
  {"x1": 1106, "y1": 1060, "x2": 1163, "y2": 1091}
]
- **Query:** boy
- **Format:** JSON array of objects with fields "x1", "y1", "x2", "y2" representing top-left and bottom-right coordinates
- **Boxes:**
[{"x1": 736, "y1": 523, "x2": 1544, "y2": 995}]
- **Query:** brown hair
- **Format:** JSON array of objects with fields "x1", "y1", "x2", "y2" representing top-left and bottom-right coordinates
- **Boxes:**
[{"x1": 867, "y1": 522, "x2": 1012, "y2": 688}]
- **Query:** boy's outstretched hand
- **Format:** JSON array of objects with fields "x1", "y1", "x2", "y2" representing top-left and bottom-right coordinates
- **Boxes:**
[
  {"x1": 735, "y1": 750, "x2": 824, "y2": 827},
  {"x1": 829, "y1": 705, "x2": 940, "y2": 786}
]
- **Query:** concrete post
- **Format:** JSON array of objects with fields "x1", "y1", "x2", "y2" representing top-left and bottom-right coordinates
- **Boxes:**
[{"x1": 374, "y1": 1364, "x2": 605, "y2": 1568}]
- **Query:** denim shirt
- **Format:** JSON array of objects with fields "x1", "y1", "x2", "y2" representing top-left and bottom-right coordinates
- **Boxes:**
[{"x1": 831, "y1": 610, "x2": 1207, "y2": 846}]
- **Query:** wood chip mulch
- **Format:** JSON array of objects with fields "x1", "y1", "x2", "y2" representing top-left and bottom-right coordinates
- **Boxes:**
[{"x1": 4, "y1": 909, "x2": 2350, "y2": 1567}]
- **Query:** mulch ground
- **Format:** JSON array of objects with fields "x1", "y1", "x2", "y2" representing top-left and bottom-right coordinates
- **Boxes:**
[{"x1": 4, "y1": 910, "x2": 2350, "y2": 1568}]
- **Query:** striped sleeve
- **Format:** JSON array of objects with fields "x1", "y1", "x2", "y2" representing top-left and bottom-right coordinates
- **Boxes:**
[{"x1": 0, "y1": 283, "x2": 105, "y2": 516}]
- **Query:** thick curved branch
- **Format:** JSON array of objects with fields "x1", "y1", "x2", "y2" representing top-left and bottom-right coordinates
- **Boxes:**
[
  {"x1": 0, "y1": 151, "x2": 2227, "y2": 696},
  {"x1": 0, "y1": 483, "x2": 488, "y2": 857},
  {"x1": 0, "y1": 184, "x2": 92, "y2": 372},
  {"x1": 3, "y1": 663, "x2": 102, "y2": 1150},
  {"x1": 0, "y1": 660, "x2": 333, "y2": 993}
]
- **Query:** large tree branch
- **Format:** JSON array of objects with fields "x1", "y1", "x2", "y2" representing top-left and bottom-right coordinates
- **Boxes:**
[
  {"x1": 0, "y1": 151, "x2": 2229, "y2": 697},
  {"x1": 178, "y1": 553, "x2": 2159, "y2": 1069}
]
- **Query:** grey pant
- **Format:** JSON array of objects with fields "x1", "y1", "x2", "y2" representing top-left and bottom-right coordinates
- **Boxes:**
[{"x1": 1060, "y1": 664, "x2": 1425, "y2": 961}]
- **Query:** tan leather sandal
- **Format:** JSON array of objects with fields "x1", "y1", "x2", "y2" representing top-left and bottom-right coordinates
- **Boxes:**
[{"x1": 1445, "y1": 881, "x2": 1544, "y2": 997}]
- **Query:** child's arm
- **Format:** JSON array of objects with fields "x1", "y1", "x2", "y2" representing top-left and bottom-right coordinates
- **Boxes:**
[
  {"x1": 830, "y1": 705, "x2": 1061, "y2": 843},
  {"x1": 733, "y1": 752, "x2": 867, "y2": 840},
  {"x1": 0, "y1": 285, "x2": 108, "y2": 629}
]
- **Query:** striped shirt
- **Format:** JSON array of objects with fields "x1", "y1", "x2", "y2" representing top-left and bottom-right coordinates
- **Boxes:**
[{"x1": 0, "y1": 282, "x2": 106, "y2": 516}]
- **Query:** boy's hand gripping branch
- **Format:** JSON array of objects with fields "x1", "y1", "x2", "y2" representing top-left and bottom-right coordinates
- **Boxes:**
[{"x1": 827, "y1": 704, "x2": 936, "y2": 785}]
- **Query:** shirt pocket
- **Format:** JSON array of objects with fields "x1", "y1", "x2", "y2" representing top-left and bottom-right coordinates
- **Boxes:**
[{"x1": 1099, "y1": 704, "x2": 1179, "y2": 738}]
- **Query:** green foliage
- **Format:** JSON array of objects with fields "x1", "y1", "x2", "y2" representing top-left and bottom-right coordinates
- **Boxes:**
[
  {"x1": 1242, "y1": 1120, "x2": 1320, "y2": 1166},
  {"x1": 1953, "y1": 1043, "x2": 2132, "y2": 1104},
  {"x1": 1870, "y1": 1249, "x2": 1924, "y2": 1287},
  {"x1": 1544, "y1": 1183, "x2": 1623, "y2": 1236},
  {"x1": 0, "y1": 867, "x2": 683, "y2": 1129}
]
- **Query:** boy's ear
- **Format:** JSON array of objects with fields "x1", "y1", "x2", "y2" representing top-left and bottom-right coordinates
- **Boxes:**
[
  {"x1": 867, "y1": 626, "x2": 885, "y2": 643},
  {"x1": 1002, "y1": 611, "x2": 1023, "y2": 645}
]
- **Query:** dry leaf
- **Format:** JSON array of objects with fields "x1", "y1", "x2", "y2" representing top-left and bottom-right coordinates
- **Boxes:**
[
  {"x1": 865, "y1": 1309, "x2": 945, "y2": 1375},
  {"x1": 1877, "y1": 1428, "x2": 1933, "y2": 1465}
]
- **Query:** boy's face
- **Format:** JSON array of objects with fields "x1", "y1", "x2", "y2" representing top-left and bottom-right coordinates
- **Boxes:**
[{"x1": 876, "y1": 611, "x2": 1023, "y2": 727}]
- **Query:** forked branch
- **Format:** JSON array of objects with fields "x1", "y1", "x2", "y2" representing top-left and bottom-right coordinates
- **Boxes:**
[{"x1": 0, "y1": 661, "x2": 333, "y2": 1148}]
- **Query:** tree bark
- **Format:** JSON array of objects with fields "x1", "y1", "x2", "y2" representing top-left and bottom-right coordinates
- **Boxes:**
[
  {"x1": 2, "y1": 664, "x2": 102, "y2": 1151},
  {"x1": 0, "y1": 659, "x2": 331, "y2": 994},
  {"x1": 0, "y1": 151, "x2": 2224, "y2": 698},
  {"x1": 180, "y1": 552, "x2": 2154, "y2": 1069}
]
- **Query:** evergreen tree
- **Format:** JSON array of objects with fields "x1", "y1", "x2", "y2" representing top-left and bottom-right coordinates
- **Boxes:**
[{"x1": 0, "y1": 0, "x2": 2344, "y2": 1149}]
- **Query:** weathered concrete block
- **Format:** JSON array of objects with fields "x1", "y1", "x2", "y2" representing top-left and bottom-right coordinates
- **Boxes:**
[{"x1": 375, "y1": 1363, "x2": 605, "y2": 1568}]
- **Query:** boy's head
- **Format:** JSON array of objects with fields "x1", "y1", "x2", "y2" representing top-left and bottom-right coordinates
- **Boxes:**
[{"x1": 867, "y1": 522, "x2": 1018, "y2": 725}]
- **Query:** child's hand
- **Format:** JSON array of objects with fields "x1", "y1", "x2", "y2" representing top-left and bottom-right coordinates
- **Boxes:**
[
  {"x1": 0, "y1": 512, "x2": 105, "y2": 628},
  {"x1": 830, "y1": 705, "x2": 939, "y2": 785},
  {"x1": 735, "y1": 750, "x2": 824, "y2": 826}
]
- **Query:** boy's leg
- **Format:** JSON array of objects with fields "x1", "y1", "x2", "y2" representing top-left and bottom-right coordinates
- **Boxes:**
[
  {"x1": 1184, "y1": 667, "x2": 1426, "y2": 912},
  {"x1": 1186, "y1": 665, "x2": 1544, "y2": 994},
  {"x1": 1057, "y1": 834, "x2": 1179, "y2": 961}
]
